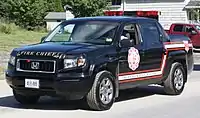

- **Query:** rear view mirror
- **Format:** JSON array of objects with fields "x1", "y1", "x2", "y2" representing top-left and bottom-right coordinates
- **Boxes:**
[
  {"x1": 190, "y1": 30, "x2": 197, "y2": 35},
  {"x1": 40, "y1": 36, "x2": 46, "y2": 43}
]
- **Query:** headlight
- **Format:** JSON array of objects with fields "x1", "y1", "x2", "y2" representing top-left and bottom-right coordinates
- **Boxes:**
[
  {"x1": 64, "y1": 56, "x2": 86, "y2": 69},
  {"x1": 9, "y1": 55, "x2": 16, "y2": 66}
]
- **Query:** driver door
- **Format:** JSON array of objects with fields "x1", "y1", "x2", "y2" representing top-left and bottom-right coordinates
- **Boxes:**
[{"x1": 117, "y1": 23, "x2": 146, "y2": 89}]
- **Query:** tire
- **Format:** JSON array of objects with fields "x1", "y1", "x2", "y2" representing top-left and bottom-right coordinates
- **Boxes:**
[
  {"x1": 164, "y1": 62, "x2": 186, "y2": 95},
  {"x1": 13, "y1": 89, "x2": 40, "y2": 104},
  {"x1": 86, "y1": 70, "x2": 116, "y2": 111}
]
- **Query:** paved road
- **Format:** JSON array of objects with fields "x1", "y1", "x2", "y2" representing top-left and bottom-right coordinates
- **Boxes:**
[{"x1": 0, "y1": 68, "x2": 200, "y2": 118}]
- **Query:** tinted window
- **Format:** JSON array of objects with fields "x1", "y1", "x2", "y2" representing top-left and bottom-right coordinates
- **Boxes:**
[
  {"x1": 44, "y1": 21, "x2": 119, "y2": 45},
  {"x1": 185, "y1": 26, "x2": 195, "y2": 32},
  {"x1": 173, "y1": 25, "x2": 184, "y2": 32},
  {"x1": 140, "y1": 22, "x2": 160, "y2": 46},
  {"x1": 121, "y1": 23, "x2": 140, "y2": 46},
  {"x1": 156, "y1": 22, "x2": 170, "y2": 42}
]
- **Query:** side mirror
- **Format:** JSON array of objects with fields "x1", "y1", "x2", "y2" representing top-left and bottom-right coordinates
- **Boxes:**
[
  {"x1": 119, "y1": 36, "x2": 132, "y2": 48},
  {"x1": 190, "y1": 30, "x2": 197, "y2": 35},
  {"x1": 40, "y1": 36, "x2": 46, "y2": 43}
]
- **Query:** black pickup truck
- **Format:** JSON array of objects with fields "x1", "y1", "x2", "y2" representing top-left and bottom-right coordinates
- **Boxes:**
[{"x1": 5, "y1": 16, "x2": 194, "y2": 111}]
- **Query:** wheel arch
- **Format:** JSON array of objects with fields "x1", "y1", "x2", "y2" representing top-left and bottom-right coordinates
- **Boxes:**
[
  {"x1": 90, "y1": 62, "x2": 119, "y2": 98},
  {"x1": 166, "y1": 51, "x2": 188, "y2": 83},
  {"x1": 172, "y1": 59, "x2": 188, "y2": 82},
  {"x1": 166, "y1": 53, "x2": 187, "y2": 83}
]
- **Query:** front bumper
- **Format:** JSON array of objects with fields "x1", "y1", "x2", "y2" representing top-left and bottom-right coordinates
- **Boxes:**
[{"x1": 5, "y1": 70, "x2": 94, "y2": 100}]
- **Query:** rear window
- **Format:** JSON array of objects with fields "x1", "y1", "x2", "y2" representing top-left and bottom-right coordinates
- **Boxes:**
[
  {"x1": 140, "y1": 22, "x2": 160, "y2": 46},
  {"x1": 173, "y1": 25, "x2": 184, "y2": 32}
]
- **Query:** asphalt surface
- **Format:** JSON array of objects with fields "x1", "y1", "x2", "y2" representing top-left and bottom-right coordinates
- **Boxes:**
[
  {"x1": 0, "y1": 54, "x2": 199, "y2": 118},
  {"x1": 0, "y1": 70, "x2": 199, "y2": 117}
]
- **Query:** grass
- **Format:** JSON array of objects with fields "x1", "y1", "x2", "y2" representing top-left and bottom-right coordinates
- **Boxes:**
[
  {"x1": 0, "y1": 66, "x2": 5, "y2": 79},
  {"x1": 0, "y1": 30, "x2": 47, "y2": 52},
  {"x1": 0, "y1": 31, "x2": 47, "y2": 76},
  {"x1": 0, "y1": 23, "x2": 48, "y2": 75},
  {"x1": 0, "y1": 66, "x2": 5, "y2": 74}
]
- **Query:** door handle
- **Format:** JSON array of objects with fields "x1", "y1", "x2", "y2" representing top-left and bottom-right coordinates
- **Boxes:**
[{"x1": 140, "y1": 50, "x2": 145, "y2": 56}]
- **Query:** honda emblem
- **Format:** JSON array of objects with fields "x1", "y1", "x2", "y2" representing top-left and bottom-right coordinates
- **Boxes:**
[{"x1": 31, "y1": 62, "x2": 40, "y2": 69}]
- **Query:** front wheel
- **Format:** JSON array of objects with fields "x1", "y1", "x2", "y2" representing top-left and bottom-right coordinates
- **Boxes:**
[
  {"x1": 86, "y1": 71, "x2": 116, "y2": 111},
  {"x1": 13, "y1": 89, "x2": 40, "y2": 104},
  {"x1": 164, "y1": 62, "x2": 186, "y2": 95}
]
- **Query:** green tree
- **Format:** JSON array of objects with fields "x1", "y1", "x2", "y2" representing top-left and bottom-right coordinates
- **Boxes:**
[
  {"x1": 0, "y1": 0, "x2": 12, "y2": 19},
  {"x1": 47, "y1": 0, "x2": 58, "y2": 11},
  {"x1": 7, "y1": 0, "x2": 49, "y2": 30},
  {"x1": 190, "y1": 9, "x2": 200, "y2": 21},
  {"x1": 0, "y1": 0, "x2": 63, "y2": 30},
  {"x1": 63, "y1": 0, "x2": 110, "y2": 17},
  {"x1": 54, "y1": 0, "x2": 64, "y2": 12},
  {"x1": 0, "y1": 0, "x2": 111, "y2": 30}
]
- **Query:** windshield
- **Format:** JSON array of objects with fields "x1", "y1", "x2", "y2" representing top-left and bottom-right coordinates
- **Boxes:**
[
  {"x1": 195, "y1": 25, "x2": 200, "y2": 31},
  {"x1": 44, "y1": 21, "x2": 119, "y2": 45}
]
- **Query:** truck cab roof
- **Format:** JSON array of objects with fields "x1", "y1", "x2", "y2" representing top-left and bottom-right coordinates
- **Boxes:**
[
  {"x1": 171, "y1": 23, "x2": 200, "y2": 26},
  {"x1": 61, "y1": 16, "x2": 157, "y2": 23}
]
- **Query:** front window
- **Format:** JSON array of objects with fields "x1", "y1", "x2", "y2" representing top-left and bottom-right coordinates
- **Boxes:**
[{"x1": 44, "y1": 21, "x2": 119, "y2": 45}]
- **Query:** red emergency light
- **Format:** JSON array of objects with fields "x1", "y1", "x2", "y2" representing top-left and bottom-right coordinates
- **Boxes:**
[
  {"x1": 136, "y1": 11, "x2": 158, "y2": 17},
  {"x1": 104, "y1": 11, "x2": 124, "y2": 16},
  {"x1": 104, "y1": 10, "x2": 159, "y2": 18}
]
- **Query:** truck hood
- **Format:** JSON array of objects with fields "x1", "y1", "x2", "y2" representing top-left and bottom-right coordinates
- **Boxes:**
[{"x1": 14, "y1": 42, "x2": 106, "y2": 58}]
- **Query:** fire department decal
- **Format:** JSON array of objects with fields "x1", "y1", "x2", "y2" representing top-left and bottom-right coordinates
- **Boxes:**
[
  {"x1": 119, "y1": 41, "x2": 193, "y2": 82},
  {"x1": 128, "y1": 47, "x2": 140, "y2": 71}
]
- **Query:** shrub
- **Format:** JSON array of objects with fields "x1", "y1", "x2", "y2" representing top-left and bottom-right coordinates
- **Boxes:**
[
  {"x1": 0, "y1": 22, "x2": 19, "y2": 34},
  {"x1": 33, "y1": 26, "x2": 48, "y2": 33}
]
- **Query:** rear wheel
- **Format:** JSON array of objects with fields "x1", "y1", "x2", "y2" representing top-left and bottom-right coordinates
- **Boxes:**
[
  {"x1": 164, "y1": 62, "x2": 186, "y2": 95},
  {"x1": 13, "y1": 89, "x2": 40, "y2": 104},
  {"x1": 86, "y1": 71, "x2": 116, "y2": 111}
]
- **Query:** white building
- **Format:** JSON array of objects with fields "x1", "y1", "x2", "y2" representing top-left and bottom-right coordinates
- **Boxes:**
[
  {"x1": 44, "y1": 11, "x2": 74, "y2": 31},
  {"x1": 108, "y1": 0, "x2": 200, "y2": 30}
]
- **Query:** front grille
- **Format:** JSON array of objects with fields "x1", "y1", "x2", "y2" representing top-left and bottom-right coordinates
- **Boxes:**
[{"x1": 16, "y1": 59, "x2": 56, "y2": 73}]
